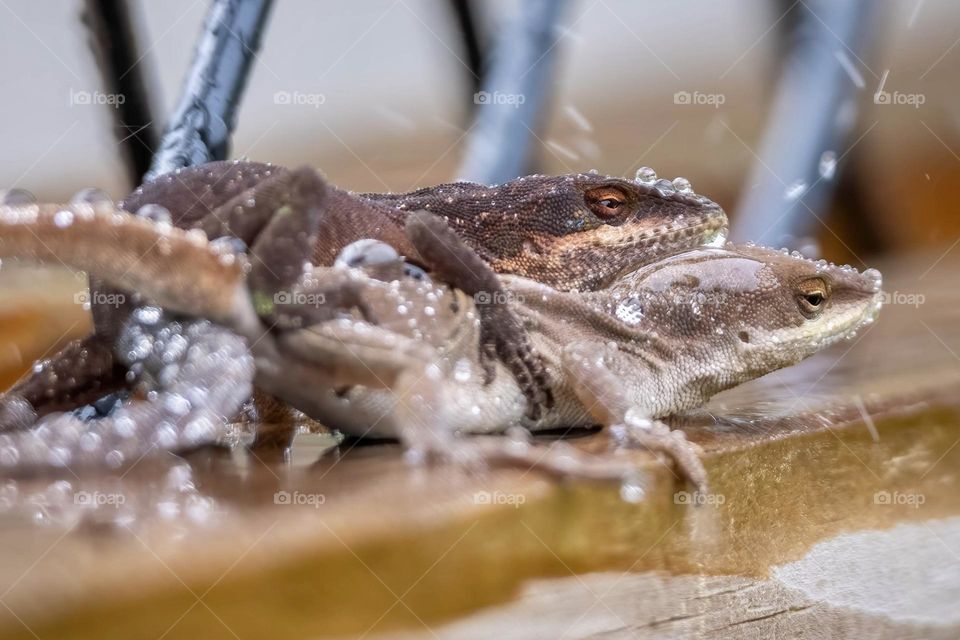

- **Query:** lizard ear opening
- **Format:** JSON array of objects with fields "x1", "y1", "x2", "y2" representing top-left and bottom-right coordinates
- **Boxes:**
[{"x1": 584, "y1": 186, "x2": 629, "y2": 219}]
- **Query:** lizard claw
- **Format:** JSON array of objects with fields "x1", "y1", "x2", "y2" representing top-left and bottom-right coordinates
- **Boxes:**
[
  {"x1": 477, "y1": 303, "x2": 554, "y2": 421},
  {"x1": 610, "y1": 420, "x2": 708, "y2": 493}
]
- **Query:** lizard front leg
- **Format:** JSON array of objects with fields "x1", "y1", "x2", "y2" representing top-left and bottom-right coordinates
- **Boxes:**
[
  {"x1": 561, "y1": 342, "x2": 709, "y2": 493},
  {"x1": 404, "y1": 210, "x2": 554, "y2": 420}
]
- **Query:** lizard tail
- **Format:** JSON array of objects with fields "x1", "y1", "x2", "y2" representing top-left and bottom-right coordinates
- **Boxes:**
[{"x1": 0, "y1": 202, "x2": 248, "y2": 324}]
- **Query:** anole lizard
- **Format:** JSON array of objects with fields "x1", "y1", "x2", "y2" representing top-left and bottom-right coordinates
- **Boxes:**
[{"x1": 0, "y1": 205, "x2": 881, "y2": 489}]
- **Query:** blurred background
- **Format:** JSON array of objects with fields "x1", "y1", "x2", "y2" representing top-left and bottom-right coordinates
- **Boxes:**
[{"x1": 1, "y1": 0, "x2": 957, "y2": 258}]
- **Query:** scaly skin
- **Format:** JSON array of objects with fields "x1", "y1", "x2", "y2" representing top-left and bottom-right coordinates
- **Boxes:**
[
  {"x1": 0, "y1": 162, "x2": 726, "y2": 427},
  {"x1": 259, "y1": 234, "x2": 883, "y2": 490},
  {"x1": 0, "y1": 205, "x2": 881, "y2": 490}
]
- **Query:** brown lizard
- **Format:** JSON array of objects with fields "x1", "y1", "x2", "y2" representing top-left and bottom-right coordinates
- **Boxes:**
[
  {"x1": 0, "y1": 204, "x2": 881, "y2": 490},
  {"x1": 0, "y1": 162, "x2": 726, "y2": 428}
]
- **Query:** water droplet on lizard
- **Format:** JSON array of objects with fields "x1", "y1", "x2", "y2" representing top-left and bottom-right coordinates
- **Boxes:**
[
  {"x1": 137, "y1": 204, "x2": 172, "y2": 225},
  {"x1": 0, "y1": 188, "x2": 35, "y2": 205},
  {"x1": 635, "y1": 167, "x2": 657, "y2": 183},
  {"x1": 53, "y1": 209, "x2": 74, "y2": 228},
  {"x1": 70, "y1": 188, "x2": 113, "y2": 206}
]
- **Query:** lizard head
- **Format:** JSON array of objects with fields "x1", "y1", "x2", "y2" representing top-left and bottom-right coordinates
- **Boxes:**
[
  {"x1": 607, "y1": 243, "x2": 883, "y2": 408},
  {"x1": 480, "y1": 170, "x2": 728, "y2": 291},
  {"x1": 718, "y1": 245, "x2": 883, "y2": 372},
  {"x1": 371, "y1": 169, "x2": 728, "y2": 292}
]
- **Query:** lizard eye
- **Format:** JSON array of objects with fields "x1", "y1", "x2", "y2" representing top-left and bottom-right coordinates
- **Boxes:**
[
  {"x1": 796, "y1": 277, "x2": 829, "y2": 318},
  {"x1": 585, "y1": 187, "x2": 628, "y2": 219}
]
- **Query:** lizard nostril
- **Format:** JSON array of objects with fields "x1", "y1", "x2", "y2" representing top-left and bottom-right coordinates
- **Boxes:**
[{"x1": 738, "y1": 331, "x2": 750, "y2": 344}]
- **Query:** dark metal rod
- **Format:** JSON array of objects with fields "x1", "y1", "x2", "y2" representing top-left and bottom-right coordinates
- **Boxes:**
[
  {"x1": 457, "y1": 0, "x2": 569, "y2": 185},
  {"x1": 81, "y1": 0, "x2": 160, "y2": 187},
  {"x1": 147, "y1": 0, "x2": 275, "y2": 181},
  {"x1": 447, "y1": 0, "x2": 485, "y2": 96}
]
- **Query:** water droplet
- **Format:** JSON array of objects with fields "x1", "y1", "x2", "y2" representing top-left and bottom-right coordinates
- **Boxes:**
[
  {"x1": 184, "y1": 416, "x2": 216, "y2": 443},
  {"x1": 70, "y1": 188, "x2": 113, "y2": 206},
  {"x1": 0, "y1": 188, "x2": 35, "y2": 205},
  {"x1": 818, "y1": 151, "x2": 837, "y2": 180},
  {"x1": 624, "y1": 407, "x2": 654, "y2": 430},
  {"x1": 163, "y1": 394, "x2": 191, "y2": 416},
  {"x1": 672, "y1": 177, "x2": 694, "y2": 193},
  {"x1": 137, "y1": 204, "x2": 171, "y2": 224},
  {"x1": 453, "y1": 359, "x2": 473, "y2": 383},
  {"x1": 784, "y1": 180, "x2": 808, "y2": 201},
  {"x1": 210, "y1": 235, "x2": 247, "y2": 254},
  {"x1": 113, "y1": 416, "x2": 137, "y2": 438},
  {"x1": 133, "y1": 306, "x2": 163, "y2": 325},
  {"x1": 48, "y1": 447, "x2": 71, "y2": 467},
  {"x1": 620, "y1": 473, "x2": 647, "y2": 503},
  {"x1": 335, "y1": 239, "x2": 399, "y2": 268},
  {"x1": 105, "y1": 450, "x2": 125, "y2": 468},
  {"x1": 635, "y1": 166, "x2": 657, "y2": 183},
  {"x1": 654, "y1": 179, "x2": 676, "y2": 196},
  {"x1": 79, "y1": 432, "x2": 102, "y2": 452},
  {"x1": 53, "y1": 209, "x2": 74, "y2": 228},
  {"x1": 615, "y1": 296, "x2": 645, "y2": 325}
]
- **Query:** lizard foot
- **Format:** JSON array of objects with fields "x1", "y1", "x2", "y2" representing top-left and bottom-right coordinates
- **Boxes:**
[
  {"x1": 609, "y1": 417, "x2": 708, "y2": 494},
  {"x1": 400, "y1": 428, "x2": 637, "y2": 483},
  {"x1": 561, "y1": 341, "x2": 709, "y2": 492},
  {"x1": 472, "y1": 428, "x2": 638, "y2": 482},
  {"x1": 477, "y1": 302, "x2": 554, "y2": 421}
]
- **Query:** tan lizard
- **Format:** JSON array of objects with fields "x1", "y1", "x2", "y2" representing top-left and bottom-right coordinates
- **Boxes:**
[{"x1": 0, "y1": 204, "x2": 881, "y2": 489}]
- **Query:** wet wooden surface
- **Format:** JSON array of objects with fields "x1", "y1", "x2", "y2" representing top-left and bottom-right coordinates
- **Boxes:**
[{"x1": 0, "y1": 252, "x2": 958, "y2": 639}]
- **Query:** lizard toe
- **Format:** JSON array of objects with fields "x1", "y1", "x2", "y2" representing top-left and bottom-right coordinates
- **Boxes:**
[{"x1": 613, "y1": 421, "x2": 709, "y2": 493}]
